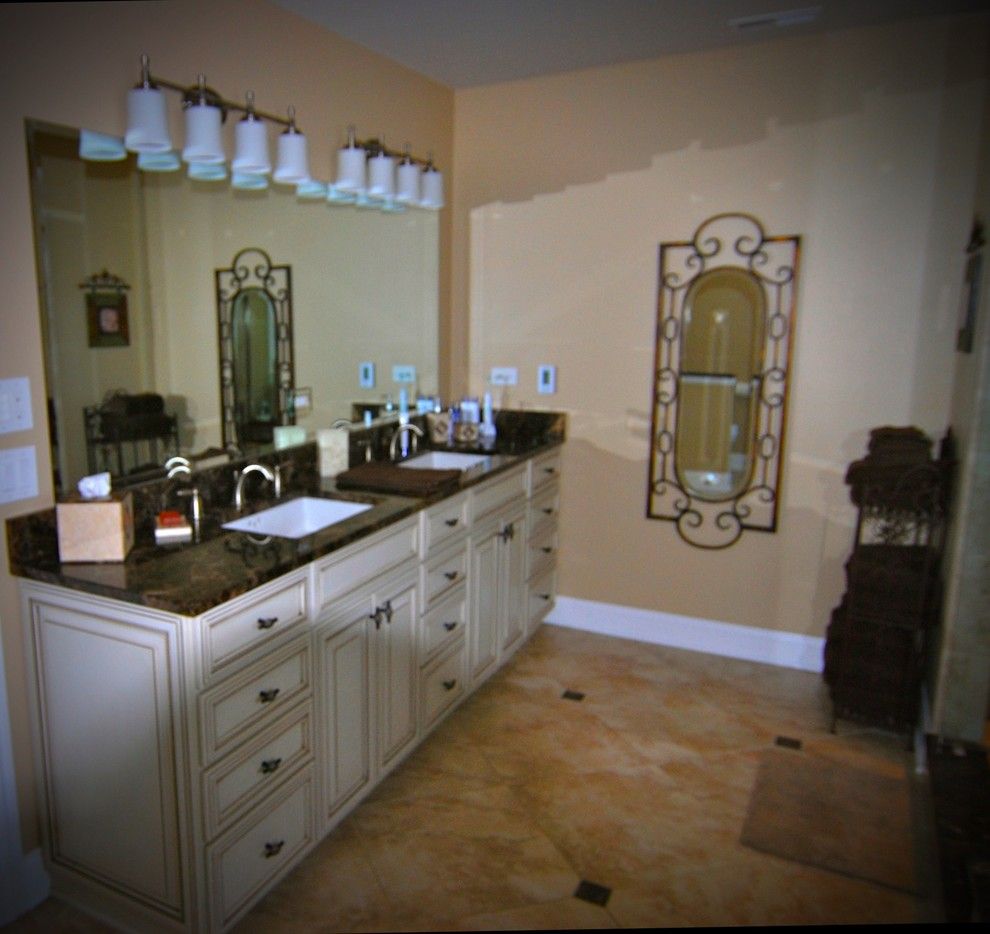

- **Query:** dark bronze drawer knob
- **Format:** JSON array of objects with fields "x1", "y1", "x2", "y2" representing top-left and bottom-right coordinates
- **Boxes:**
[
  {"x1": 444, "y1": 570, "x2": 459, "y2": 581},
  {"x1": 444, "y1": 518, "x2": 459, "y2": 527},
  {"x1": 257, "y1": 616, "x2": 278, "y2": 630},
  {"x1": 264, "y1": 840, "x2": 285, "y2": 858},
  {"x1": 442, "y1": 679, "x2": 457, "y2": 691},
  {"x1": 442, "y1": 621, "x2": 458, "y2": 632},
  {"x1": 258, "y1": 688, "x2": 280, "y2": 703},
  {"x1": 260, "y1": 757, "x2": 282, "y2": 775}
]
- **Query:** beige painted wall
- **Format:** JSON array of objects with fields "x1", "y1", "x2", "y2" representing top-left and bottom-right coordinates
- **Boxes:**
[
  {"x1": 453, "y1": 16, "x2": 989, "y2": 634},
  {"x1": 0, "y1": 0, "x2": 453, "y2": 852}
]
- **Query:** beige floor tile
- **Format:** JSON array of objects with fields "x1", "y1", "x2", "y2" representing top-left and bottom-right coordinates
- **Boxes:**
[{"x1": 454, "y1": 895, "x2": 618, "y2": 930}]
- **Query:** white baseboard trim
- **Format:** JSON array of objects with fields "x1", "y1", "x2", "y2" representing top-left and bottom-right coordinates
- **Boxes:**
[{"x1": 546, "y1": 595, "x2": 825, "y2": 673}]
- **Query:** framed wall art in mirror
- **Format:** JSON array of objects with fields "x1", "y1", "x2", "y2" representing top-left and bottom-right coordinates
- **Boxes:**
[{"x1": 647, "y1": 213, "x2": 800, "y2": 549}]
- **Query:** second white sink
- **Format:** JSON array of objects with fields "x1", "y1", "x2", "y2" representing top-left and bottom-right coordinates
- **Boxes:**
[
  {"x1": 223, "y1": 496, "x2": 372, "y2": 539},
  {"x1": 399, "y1": 451, "x2": 489, "y2": 471}
]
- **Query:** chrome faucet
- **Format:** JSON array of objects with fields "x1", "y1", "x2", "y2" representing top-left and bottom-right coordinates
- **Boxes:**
[
  {"x1": 389, "y1": 422, "x2": 424, "y2": 461},
  {"x1": 234, "y1": 463, "x2": 281, "y2": 512}
]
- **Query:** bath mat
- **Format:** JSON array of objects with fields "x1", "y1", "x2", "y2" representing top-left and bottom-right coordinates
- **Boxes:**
[{"x1": 740, "y1": 748, "x2": 920, "y2": 894}]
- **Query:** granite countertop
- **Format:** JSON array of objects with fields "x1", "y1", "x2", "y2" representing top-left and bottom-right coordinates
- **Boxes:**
[{"x1": 6, "y1": 441, "x2": 561, "y2": 617}]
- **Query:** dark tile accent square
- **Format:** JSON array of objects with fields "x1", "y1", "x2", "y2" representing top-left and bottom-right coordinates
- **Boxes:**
[
  {"x1": 574, "y1": 880, "x2": 611, "y2": 906},
  {"x1": 775, "y1": 735, "x2": 802, "y2": 750},
  {"x1": 562, "y1": 689, "x2": 585, "y2": 701}
]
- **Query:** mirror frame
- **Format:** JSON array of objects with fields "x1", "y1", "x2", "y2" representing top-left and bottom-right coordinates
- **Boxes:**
[
  {"x1": 647, "y1": 213, "x2": 800, "y2": 549},
  {"x1": 216, "y1": 247, "x2": 294, "y2": 451}
]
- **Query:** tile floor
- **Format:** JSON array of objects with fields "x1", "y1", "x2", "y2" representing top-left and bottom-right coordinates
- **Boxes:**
[{"x1": 6, "y1": 623, "x2": 940, "y2": 931}]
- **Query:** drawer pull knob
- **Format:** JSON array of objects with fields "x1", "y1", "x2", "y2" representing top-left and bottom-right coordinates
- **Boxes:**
[
  {"x1": 444, "y1": 518, "x2": 459, "y2": 527},
  {"x1": 443, "y1": 570, "x2": 459, "y2": 581},
  {"x1": 543, "y1": 466, "x2": 556, "y2": 474},
  {"x1": 258, "y1": 688, "x2": 280, "y2": 703},
  {"x1": 257, "y1": 616, "x2": 278, "y2": 630},
  {"x1": 540, "y1": 546, "x2": 553, "y2": 554},
  {"x1": 498, "y1": 523, "x2": 515, "y2": 542},
  {"x1": 260, "y1": 757, "x2": 282, "y2": 775},
  {"x1": 264, "y1": 840, "x2": 285, "y2": 858},
  {"x1": 542, "y1": 507, "x2": 554, "y2": 515},
  {"x1": 442, "y1": 679, "x2": 458, "y2": 691},
  {"x1": 538, "y1": 593, "x2": 552, "y2": 601},
  {"x1": 371, "y1": 601, "x2": 394, "y2": 628},
  {"x1": 442, "y1": 621, "x2": 458, "y2": 632}
]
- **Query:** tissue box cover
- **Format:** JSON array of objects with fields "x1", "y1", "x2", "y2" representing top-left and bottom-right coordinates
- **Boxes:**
[{"x1": 56, "y1": 491, "x2": 134, "y2": 562}]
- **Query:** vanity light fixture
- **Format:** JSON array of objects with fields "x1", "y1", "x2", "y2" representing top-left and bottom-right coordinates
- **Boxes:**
[{"x1": 94, "y1": 54, "x2": 444, "y2": 211}]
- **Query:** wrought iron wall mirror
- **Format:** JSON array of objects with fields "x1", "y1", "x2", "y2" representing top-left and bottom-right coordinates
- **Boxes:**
[
  {"x1": 647, "y1": 213, "x2": 800, "y2": 548},
  {"x1": 216, "y1": 248, "x2": 294, "y2": 449}
]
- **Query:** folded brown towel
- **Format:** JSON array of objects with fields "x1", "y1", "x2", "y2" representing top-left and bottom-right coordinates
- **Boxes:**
[{"x1": 335, "y1": 461, "x2": 462, "y2": 497}]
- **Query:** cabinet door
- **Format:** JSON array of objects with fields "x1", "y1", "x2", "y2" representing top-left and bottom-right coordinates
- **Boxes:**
[
  {"x1": 373, "y1": 573, "x2": 419, "y2": 773},
  {"x1": 500, "y1": 504, "x2": 528, "y2": 656},
  {"x1": 319, "y1": 611, "x2": 372, "y2": 822},
  {"x1": 469, "y1": 522, "x2": 501, "y2": 683}
]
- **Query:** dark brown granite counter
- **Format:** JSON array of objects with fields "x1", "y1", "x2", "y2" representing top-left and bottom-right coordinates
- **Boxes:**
[{"x1": 7, "y1": 411, "x2": 564, "y2": 617}]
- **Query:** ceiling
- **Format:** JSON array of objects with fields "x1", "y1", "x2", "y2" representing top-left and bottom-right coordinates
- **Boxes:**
[{"x1": 272, "y1": 0, "x2": 989, "y2": 89}]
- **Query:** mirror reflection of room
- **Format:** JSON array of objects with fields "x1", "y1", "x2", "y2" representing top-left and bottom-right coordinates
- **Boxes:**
[{"x1": 26, "y1": 120, "x2": 439, "y2": 496}]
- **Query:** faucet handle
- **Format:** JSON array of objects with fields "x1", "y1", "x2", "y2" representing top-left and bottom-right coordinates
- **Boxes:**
[{"x1": 176, "y1": 486, "x2": 202, "y2": 523}]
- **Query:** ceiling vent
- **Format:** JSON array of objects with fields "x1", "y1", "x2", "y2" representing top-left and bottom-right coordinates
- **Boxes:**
[{"x1": 728, "y1": 6, "x2": 822, "y2": 31}]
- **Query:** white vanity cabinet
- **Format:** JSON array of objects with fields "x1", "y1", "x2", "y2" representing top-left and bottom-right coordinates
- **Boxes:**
[{"x1": 17, "y1": 446, "x2": 562, "y2": 932}]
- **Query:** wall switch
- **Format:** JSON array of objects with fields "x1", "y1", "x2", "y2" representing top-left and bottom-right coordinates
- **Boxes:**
[
  {"x1": 359, "y1": 362, "x2": 376, "y2": 388},
  {"x1": 0, "y1": 377, "x2": 32, "y2": 434},
  {"x1": 0, "y1": 445, "x2": 38, "y2": 504},
  {"x1": 537, "y1": 365, "x2": 557, "y2": 394},
  {"x1": 392, "y1": 365, "x2": 416, "y2": 384},
  {"x1": 490, "y1": 367, "x2": 518, "y2": 386},
  {"x1": 292, "y1": 386, "x2": 313, "y2": 416}
]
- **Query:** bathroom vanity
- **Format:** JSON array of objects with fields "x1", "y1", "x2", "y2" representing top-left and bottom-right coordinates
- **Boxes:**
[{"x1": 7, "y1": 422, "x2": 563, "y2": 932}]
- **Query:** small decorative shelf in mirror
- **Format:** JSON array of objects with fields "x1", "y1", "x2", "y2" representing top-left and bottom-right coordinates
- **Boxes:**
[{"x1": 647, "y1": 213, "x2": 800, "y2": 548}]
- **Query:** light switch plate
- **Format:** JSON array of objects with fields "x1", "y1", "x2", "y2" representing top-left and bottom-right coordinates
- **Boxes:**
[
  {"x1": 537, "y1": 365, "x2": 557, "y2": 394},
  {"x1": 0, "y1": 377, "x2": 32, "y2": 434},
  {"x1": 359, "y1": 362, "x2": 376, "y2": 388},
  {"x1": 0, "y1": 445, "x2": 38, "y2": 504},
  {"x1": 490, "y1": 367, "x2": 518, "y2": 386},
  {"x1": 392, "y1": 365, "x2": 416, "y2": 383}
]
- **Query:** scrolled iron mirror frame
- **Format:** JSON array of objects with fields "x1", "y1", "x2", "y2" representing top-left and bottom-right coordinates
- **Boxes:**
[
  {"x1": 647, "y1": 213, "x2": 800, "y2": 549},
  {"x1": 216, "y1": 247, "x2": 294, "y2": 451}
]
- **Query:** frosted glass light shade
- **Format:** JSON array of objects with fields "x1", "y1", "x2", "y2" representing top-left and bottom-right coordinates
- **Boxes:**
[
  {"x1": 232, "y1": 117, "x2": 270, "y2": 175},
  {"x1": 396, "y1": 160, "x2": 421, "y2": 204},
  {"x1": 335, "y1": 144, "x2": 366, "y2": 192},
  {"x1": 367, "y1": 151, "x2": 395, "y2": 201},
  {"x1": 137, "y1": 150, "x2": 181, "y2": 172},
  {"x1": 125, "y1": 86, "x2": 171, "y2": 153},
  {"x1": 232, "y1": 171, "x2": 269, "y2": 190},
  {"x1": 326, "y1": 183, "x2": 358, "y2": 205},
  {"x1": 187, "y1": 161, "x2": 227, "y2": 181},
  {"x1": 420, "y1": 167, "x2": 444, "y2": 210},
  {"x1": 296, "y1": 179, "x2": 327, "y2": 200},
  {"x1": 183, "y1": 103, "x2": 225, "y2": 164},
  {"x1": 80, "y1": 130, "x2": 127, "y2": 162},
  {"x1": 274, "y1": 130, "x2": 309, "y2": 185}
]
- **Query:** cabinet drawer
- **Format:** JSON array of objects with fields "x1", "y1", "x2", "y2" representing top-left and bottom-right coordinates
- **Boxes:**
[
  {"x1": 472, "y1": 466, "x2": 526, "y2": 522},
  {"x1": 527, "y1": 524, "x2": 558, "y2": 580},
  {"x1": 421, "y1": 585, "x2": 467, "y2": 659},
  {"x1": 423, "y1": 542, "x2": 467, "y2": 605},
  {"x1": 201, "y1": 571, "x2": 309, "y2": 680},
  {"x1": 528, "y1": 449, "x2": 562, "y2": 494},
  {"x1": 527, "y1": 566, "x2": 557, "y2": 629},
  {"x1": 207, "y1": 767, "x2": 315, "y2": 930},
  {"x1": 201, "y1": 640, "x2": 312, "y2": 764},
  {"x1": 528, "y1": 482, "x2": 560, "y2": 538},
  {"x1": 315, "y1": 519, "x2": 419, "y2": 612},
  {"x1": 420, "y1": 637, "x2": 467, "y2": 731},
  {"x1": 202, "y1": 702, "x2": 314, "y2": 840},
  {"x1": 422, "y1": 492, "x2": 470, "y2": 555}
]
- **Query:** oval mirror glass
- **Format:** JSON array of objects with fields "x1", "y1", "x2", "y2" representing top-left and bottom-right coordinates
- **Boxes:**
[
  {"x1": 675, "y1": 267, "x2": 765, "y2": 501},
  {"x1": 231, "y1": 287, "x2": 278, "y2": 444}
]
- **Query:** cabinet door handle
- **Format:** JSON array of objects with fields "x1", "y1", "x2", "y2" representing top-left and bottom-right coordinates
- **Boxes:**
[
  {"x1": 442, "y1": 621, "x2": 458, "y2": 632},
  {"x1": 498, "y1": 523, "x2": 515, "y2": 542},
  {"x1": 443, "y1": 570, "x2": 459, "y2": 581},
  {"x1": 258, "y1": 688, "x2": 280, "y2": 704},
  {"x1": 260, "y1": 757, "x2": 282, "y2": 775},
  {"x1": 442, "y1": 679, "x2": 457, "y2": 691},
  {"x1": 444, "y1": 518, "x2": 459, "y2": 527},
  {"x1": 263, "y1": 840, "x2": 285, "y2": 858},
  {"x1": 257, "y1": 616, "x2": 278, "y2": 630}
]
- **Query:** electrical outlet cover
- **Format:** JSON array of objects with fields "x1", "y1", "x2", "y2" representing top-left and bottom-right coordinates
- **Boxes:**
[
  {"x1": 359, "y1": 362, "x2": 376, "y2": 388},
  {"x1": 392, "y1": 365, "x2": 416, "y2": 383},
  {"x1": 537, "y1": 365, "x2": 557, "y2": 394}
]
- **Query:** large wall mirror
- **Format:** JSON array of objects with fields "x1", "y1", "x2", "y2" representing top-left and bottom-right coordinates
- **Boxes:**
[
  {"x1": 647, "y1": 213, "x2": 800, "y2": 549},
  {"x1": 26, "y1": 120, "x2": 439, "y2": 496}
]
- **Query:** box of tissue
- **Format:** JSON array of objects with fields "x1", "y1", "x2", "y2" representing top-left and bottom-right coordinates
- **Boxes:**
[{"x1": 56, "y1": 491, "x2": 135, "y2": 562}]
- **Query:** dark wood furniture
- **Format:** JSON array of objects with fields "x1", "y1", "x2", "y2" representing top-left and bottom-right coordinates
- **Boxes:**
[
  {"x1": 824, "y1": 427, "x2": 952, "y2": 735},
  {"x1": 84, "y1": 392, "x2": 179, "y2": 478}
]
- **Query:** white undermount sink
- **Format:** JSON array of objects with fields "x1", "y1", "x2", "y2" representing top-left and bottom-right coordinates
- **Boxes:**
[
  {"x1": 399, "y1": 451, "x2": 489, "y2": 471},
  {"x1": 222, "y1": 496, "x2": 372, "y2": 539}
]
